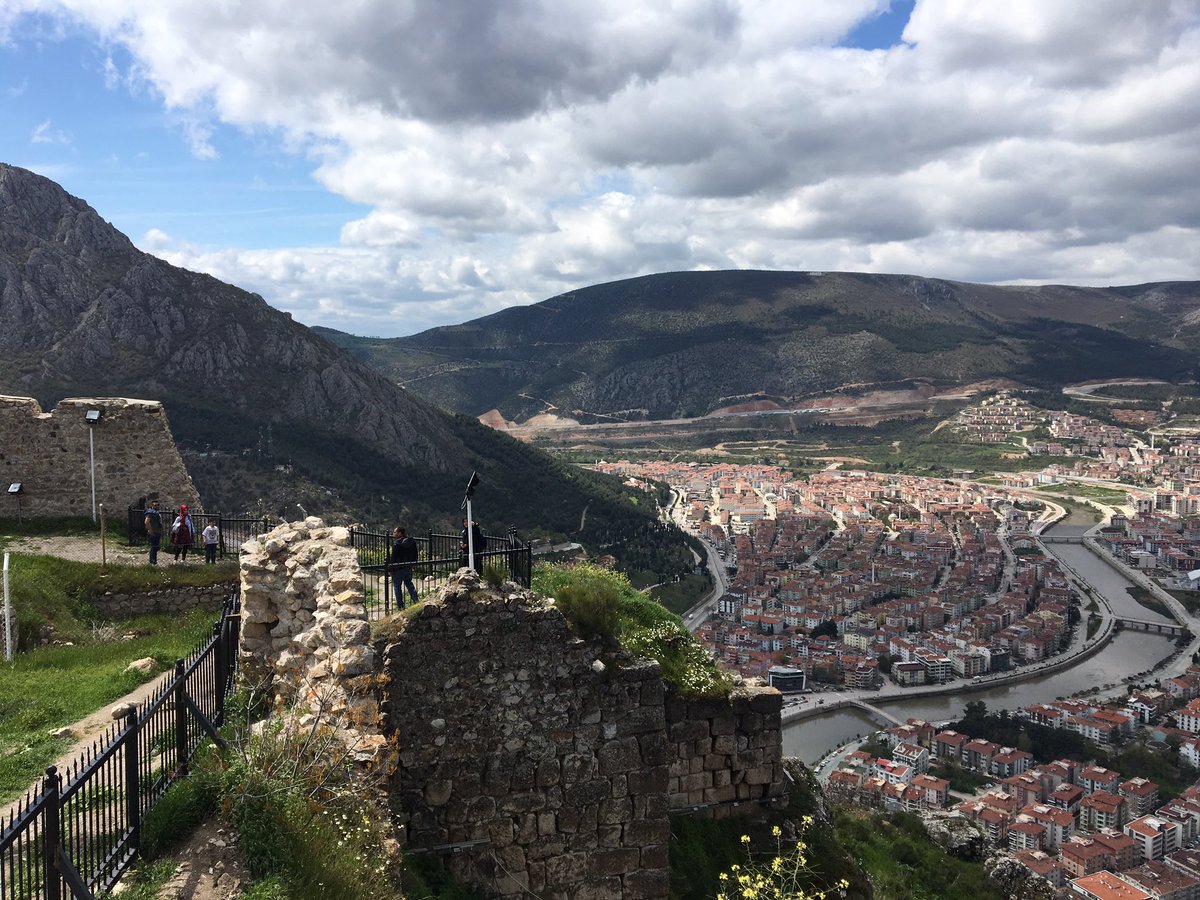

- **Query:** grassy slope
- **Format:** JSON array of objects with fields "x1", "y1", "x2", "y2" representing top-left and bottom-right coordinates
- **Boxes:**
[{"x1": 0, "y1": 607, "x2": 218, "y2": 801}]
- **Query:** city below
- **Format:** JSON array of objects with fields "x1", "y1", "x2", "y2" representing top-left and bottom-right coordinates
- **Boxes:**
[{"x1": 595, "y1": 391, "x2": 1200, "y2": 898}]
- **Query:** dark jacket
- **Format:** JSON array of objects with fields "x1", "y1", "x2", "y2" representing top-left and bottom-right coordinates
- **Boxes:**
[{"x1": 390, "y1": 536, "x2": 418, "y2": 572}]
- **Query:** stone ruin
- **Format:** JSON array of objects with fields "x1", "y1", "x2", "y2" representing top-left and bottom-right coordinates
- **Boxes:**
[
  {"x1": 239, "y1": 520, "x2": 786, "y2": 900},
  {"x1": 0, "y1": 395, "x2": 201, "y2": 517}
]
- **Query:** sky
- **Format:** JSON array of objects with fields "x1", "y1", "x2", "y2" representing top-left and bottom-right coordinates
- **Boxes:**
[{"x1": 1, "y1": 0, "x2": 1198, "y2": 338}]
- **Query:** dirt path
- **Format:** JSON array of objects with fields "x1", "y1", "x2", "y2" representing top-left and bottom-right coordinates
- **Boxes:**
[{"x1": 3, "y1": 534, "x2": 146, "y2": 566}]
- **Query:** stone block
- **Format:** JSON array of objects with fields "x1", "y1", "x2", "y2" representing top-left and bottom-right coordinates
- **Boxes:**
[
  {"x1": 627, "y1": 766, "x2": 669, "y2": 795},
  {"x1": 589, "y1": 848, "x2": 641, "y2": 877},
  {"x1": 544, "y1": 850, "x2": 589, "y2": 887},
  {"x1": 573, "y1": 876, "x2": 623, "y2": 900},
  {"x1": 681, "y1": 772, "x2": 712, "y2": 792},
  {"x1": 639, "y1": 843, "x2": 669, "y2": 870},
  {"x1": 669, "y1": 720, "x2": 709, "y2": 743},
  {"x1": 710, "y1": 714, "x2": 736, "y2": 736},
  {"x1": 598, "y1": 824, "x2": 623, "y2": 848},
  {"x1": 638, "y1": 732, "x2": 670, "y2": 766},
  {"x1": 704, "y1": 784, "x2": 737, "y2": 803},
  {"x1": 598, "y1": 737, "x2": 641, "y2": 775},
  {"x1": 712, "y1": 734, "x2": 737, "y2": 755},
  {"x1": 625, "y1": 868, "x2": 670, "y2": 900},
  {"x1": 624, "y1": 818, "x2": 669, "y2": 846},
  {"x1": 598, "y1": 797, "x2": 631, "y2": 825}
]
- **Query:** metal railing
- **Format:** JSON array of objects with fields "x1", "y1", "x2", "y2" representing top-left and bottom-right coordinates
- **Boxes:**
[
  {"x1": 127, "y1": 507, "x2": 275, "y2": 560},
  {"x1": 0, "y1": 592, "x2": 241, "y2": 899},
  {"x1": 358, "y1": 529, "x2": 532, "y2": 620}
]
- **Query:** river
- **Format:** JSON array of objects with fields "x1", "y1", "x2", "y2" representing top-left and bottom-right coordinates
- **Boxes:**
[
  {"x1": 783, "y1": 629, "x2": 1173, "y2": 762},
  {"x1": 1043, "y1": 541, "x2": 1172, "y2": 624}
]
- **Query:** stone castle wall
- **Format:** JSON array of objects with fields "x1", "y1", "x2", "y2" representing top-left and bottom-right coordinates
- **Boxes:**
[
  {"x1": 382, "y1": 576, "x2": 673, "y2": 900},
  {"x1": 236, "y1": 526, "x2": 788, "y2": 900},
  {"x1": 382, "y1": 573, "x2": 787, "y2": 900},
  {"x1": 0, "y1": 395, "x2": 200, "y2": 518},
  {"x1": 92, "y1": 581, "x2": 237, "y2": 618},
  {"x1": 666, "y1": 690, "x2": 785, "y2": 816}
]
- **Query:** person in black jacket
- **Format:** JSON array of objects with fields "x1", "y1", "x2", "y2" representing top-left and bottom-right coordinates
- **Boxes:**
[{"x1": 389, "y1": 527, "x2": 419, "y2": 606}]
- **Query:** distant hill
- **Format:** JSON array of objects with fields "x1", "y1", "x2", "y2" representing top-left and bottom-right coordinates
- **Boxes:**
[
  {"x1": 0, "y1": 163, "x2": 681, "y2": 554},
  {"x1": 317, "y1": 271, "x2": 1200, "y2": 422}
]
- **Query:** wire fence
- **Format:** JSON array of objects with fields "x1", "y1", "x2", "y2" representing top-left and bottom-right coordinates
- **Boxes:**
[{"x1": 0, "y1": 591, "x2": 240, "y2": 900}]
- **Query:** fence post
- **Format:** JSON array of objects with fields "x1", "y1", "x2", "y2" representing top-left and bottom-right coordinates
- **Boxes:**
[
  {"x1": 173, "y1": 658, "x2": 188, "y2": 778},
  {"x1": 124, "y1": 708, "x2": 141, "y2": 855},
  {"x1": 43, "y1": 765, "x2": 62, "y2": 900},
  {"x1": 214, "y1": 619, "x2": 227, "y2": 725}
]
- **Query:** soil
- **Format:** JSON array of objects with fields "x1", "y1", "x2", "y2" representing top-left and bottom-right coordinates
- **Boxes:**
[
  {"x1": 112, "y1": 819, "x2": 251, "y2": 899},
  {"x1": 4, "y1": 534, "x2": 146, "y2": 566}
]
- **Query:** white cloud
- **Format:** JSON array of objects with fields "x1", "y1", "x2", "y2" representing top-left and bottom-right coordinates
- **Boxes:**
[
  {"x1": 11, "y1": 0, "x2": 1200, "y2": 335},
  {"x1": 31, "y1": 118, "x2": 71, "y2": 145}
]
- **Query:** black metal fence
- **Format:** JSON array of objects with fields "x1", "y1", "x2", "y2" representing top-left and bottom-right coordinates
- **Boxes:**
[
  {"x1": 127, "y1": 507, "x2": 275, "y2": 560},
  {"x1": 0, "y1": 592, "x2": 241, "y2": 900},
  {"x1": 358, "y1": 528, "x2": 532, "y2": 619}
]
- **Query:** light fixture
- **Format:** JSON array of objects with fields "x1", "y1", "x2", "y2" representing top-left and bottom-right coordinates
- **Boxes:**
[
  {"x1": 6, "y1": 482, "x2": 21, "y2": 494},
  {"x1": 84, "y1": 410, "x2": 101, "y2": 522}
]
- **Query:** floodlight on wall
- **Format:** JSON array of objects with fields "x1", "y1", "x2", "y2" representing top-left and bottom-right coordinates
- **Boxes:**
[
  {"x1": 84, "y1": 409, "x2": 102, "y2": 424},
  {"x1": 8, "y1": 482, "x2": 22, "y2": 524}
]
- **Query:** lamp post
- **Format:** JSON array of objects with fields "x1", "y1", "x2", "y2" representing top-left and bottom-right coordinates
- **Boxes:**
[
  {"x1": 85, "y1": 409, "x2": 102, "y2": 523},
  {"x1": 461, "y1": 470, "x2": 480, "y2": 572}
]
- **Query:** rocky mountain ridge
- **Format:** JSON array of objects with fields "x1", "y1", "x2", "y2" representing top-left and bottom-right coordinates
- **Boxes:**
[
  {"x1": 0, "y1": 163, "x2": 669, "y2": 542},
  {"x1": 319, "y1": 270, "x2": 1200, "y2": 422}
]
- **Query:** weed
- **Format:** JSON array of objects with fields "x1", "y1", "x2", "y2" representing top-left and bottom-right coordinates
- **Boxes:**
[{"x1": 481, "y1": 562, "x2": 506, "y2": 589}]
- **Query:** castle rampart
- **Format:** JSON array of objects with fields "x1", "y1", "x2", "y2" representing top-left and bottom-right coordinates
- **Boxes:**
[{"x1": 0, "y1": 395, "x2": 200, "y2": 518}]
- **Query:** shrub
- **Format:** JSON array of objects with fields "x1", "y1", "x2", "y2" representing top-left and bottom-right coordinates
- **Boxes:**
[
  {"x1": 716, "y1": 823, "x2": 848, "y2": 900},
  {"x1": 208, "y1": 687, "x2": 398, "y2": 899},
  {"x1": 481, "y1": 562, "x2": 506, "y2": 589},
  {"x1": 533, "y1": 563, "x2": 730, "y2": 697},
  {"x1": 554, "y1": 573, "x2": 622, "y2": 646}
]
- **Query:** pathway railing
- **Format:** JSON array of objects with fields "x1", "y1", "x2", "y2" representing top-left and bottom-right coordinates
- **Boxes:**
[
  {"x1": 358, "y1": 529, "x2": 532, "y2": 620},
  {"x1": 0, "y1": 592, "x2": 241, "y2": 900},
  {"x1": 126, "y1": 507, "x2": 275, "y2": 560}
]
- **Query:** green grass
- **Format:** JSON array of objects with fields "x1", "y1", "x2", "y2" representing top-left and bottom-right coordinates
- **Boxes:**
[
  {"x1": 1127, "y1": 586, "x2": 1172, "y2": 619},
  {"x1": 833, "y1": 809, "x2": 1006, "y2": 900},
  {"x1": 0, "y1": 607, "x2": 217, "y2": 802},
  {"x1": 533, "y1": 562, "x2": 730, "y2": 697},
  {"x1": 930, "y1": 760, "x2": 993, "y2": 795},
  {"x1": 1169, "y1": 589, "x2": 1200, "y2": 615},
  {"x1": 649, "y1": 574, "x2": 711, "y2": 616},
  {"x1": 0, "y1": 550, "x2": 234, "y2": 648},
  {"x1": 1042, "y1": 483, "x2": 1130, "y2": 503}
]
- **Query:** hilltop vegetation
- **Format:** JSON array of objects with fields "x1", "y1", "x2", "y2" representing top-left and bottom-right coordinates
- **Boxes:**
[{"x1": 320, "y1": 271, "x2": 1200, "y2": 422}]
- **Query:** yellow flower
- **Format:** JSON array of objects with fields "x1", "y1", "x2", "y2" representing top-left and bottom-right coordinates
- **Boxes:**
[
  {"x1": 772, "y1": 825, "x2": 782, "y2": 837},
  {"x1": 741, "y1": 834, "x2": 751, "y2": 844}
]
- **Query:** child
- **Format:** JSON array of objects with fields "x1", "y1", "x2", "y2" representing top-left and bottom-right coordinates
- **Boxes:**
[{"x1": 202, "y1": 521, "x2": 220, "y2": 564}]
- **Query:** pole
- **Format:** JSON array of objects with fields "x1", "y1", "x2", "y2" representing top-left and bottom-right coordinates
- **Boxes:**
[
  {"x1": 466, "y1": 497, "x2": 476, "y2": 573},
  {"x1": 89, "y1": 424, "x2": 97, "y2": 524},
  {"x1": 100, "y1": 504, "x2": 107, "y2": 570},
  {"x1": 3, "y1": 552, "x2": 11, "y2": 661}
]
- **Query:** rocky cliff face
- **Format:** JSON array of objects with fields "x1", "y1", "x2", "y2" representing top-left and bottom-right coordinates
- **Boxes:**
[{"x1": 0, "y1": 163, "x2": 451, "y2": 471}]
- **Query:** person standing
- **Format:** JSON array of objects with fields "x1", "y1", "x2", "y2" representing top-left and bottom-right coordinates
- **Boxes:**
[
  {"x1": 144, "y1": 500, "x2": 163, "y2": 565},
  {"x1": 170, "y1": 504, "x2": 195, "y2": 562},
  {"x1": 389, "y1": 527, "x2": 419, "y2": 606},
  {"x1": 202, "y1": 521, "x2": 220, "y2": 564}
]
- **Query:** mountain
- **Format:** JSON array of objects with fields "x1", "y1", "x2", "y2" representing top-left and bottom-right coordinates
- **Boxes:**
[
  {"x1": 0, "y1": 163, "x2": 678, "y2": 551},
  {"x1": 317, "y1": 271, "x2": 1200, "y2": 422}
]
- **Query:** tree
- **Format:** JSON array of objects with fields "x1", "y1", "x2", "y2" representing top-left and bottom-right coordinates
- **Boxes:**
[
  {"x1": 876, "y1": 653, "x2": 893, "y2": 675},
  {"x1": 811, "y1": 620, "x2": 838, "y2": 640}
]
